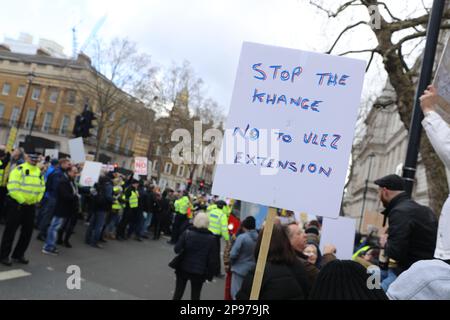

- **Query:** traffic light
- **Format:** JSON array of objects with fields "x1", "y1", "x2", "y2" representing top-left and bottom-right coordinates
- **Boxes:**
[
  {"x1": 80, "y1": 110, "x2": 96, "y2": 138},
  {"x1": 187, "y1": 178, "x2": 192, "y2": 190},
  {"x1": 199, "y1": 179, "x2": 205, "y2": 191},
  {"x1": 72, "y1": 107, "x2": 96, "y2": 138}
]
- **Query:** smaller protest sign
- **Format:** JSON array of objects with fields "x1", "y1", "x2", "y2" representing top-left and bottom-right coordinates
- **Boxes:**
[
  {"x1": 69, "y1": 138, "x2": 86, "y2": 164},
  {"x1": 134, "y1": 157, "x2": 148, "y2": 176},
  {"x1": 80, "y1": 161, "x2": 103, "y2": 187},
  {"x1": 320, "y1": 217, "x2": 356, "y2": 260}
]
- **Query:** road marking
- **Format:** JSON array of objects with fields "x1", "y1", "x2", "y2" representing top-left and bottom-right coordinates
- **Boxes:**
[
  {"x1": 110, "y1": 288, "x2": 118, "y2": 293},
  {"x1": 46, "y1": 267, "x2": 54, "y2": 271},
  {"x1": 0, "y1": 269, "x2": 31, "y2": 281}
]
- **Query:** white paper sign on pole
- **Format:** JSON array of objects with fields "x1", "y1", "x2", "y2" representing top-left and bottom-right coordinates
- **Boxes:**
[
  {"x1": 44, "y1": 149, "x2": 59, "y2": 160},
  {"x1": 134, "y1": 157, "x2": 148, "y2": 175},
  {"x1": 434, "y1": 36, "x2": 450, "y2": 103},
  {"x1": 320, "y1": 217, "x2": 356, "y2": 260},
  {"x1": 211, "y1": 42, "x2": 365, "y2": 219},
  {"x1": 68, "y1": 137, "x2": 86, "y2": 164},
  {"x1": 80, "y1": 161, "x2": 103, "y2": 187}
]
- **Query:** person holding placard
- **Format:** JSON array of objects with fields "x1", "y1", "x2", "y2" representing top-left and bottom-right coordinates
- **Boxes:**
[
  {"x1": 236, "y1": 224, "x2": 310, "y2": 300},
  {"x1": 420, "y1": 84, "x2": 450, "y2": 262}
]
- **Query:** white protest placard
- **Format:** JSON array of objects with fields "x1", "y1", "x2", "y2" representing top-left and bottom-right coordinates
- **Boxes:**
[
  {"x1": 134, "y1": 157, "x2": 148, "y2": 176},
  {"x1": 434, "y1": 36, "x2": 450, "y2": 103},
  {"x1": 68, "y1": 137, "x2": 86, "y2": 164},
  {"x1": 44, "y1": 149, "x2": 59, "y2": 160},
  {"x1": 320, "y1": 217, "x2": 356, "y2": 260},
  {"x1": 80, "y1": 161, "x2": 103, "y2": 187},
  {"x1": 212, "y1": 42, "x2": 365, "y2": 218}
]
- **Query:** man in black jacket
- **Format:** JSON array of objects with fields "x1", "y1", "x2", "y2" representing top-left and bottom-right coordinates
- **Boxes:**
[
  {"x1": 42, "y1": 165, "x2": 80, "y2": 255},
  {"x1": 375, "y1": 174, "x2": 438, "y2": 290}
]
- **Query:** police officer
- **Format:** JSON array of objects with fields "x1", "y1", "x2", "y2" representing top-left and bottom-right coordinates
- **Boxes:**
[
  {"x1": 169, "y1": 190, "x2": 192, "y2": 245},
  {"x1": 116, "y1": 179, "x2": 139, "y2": 241},
  {"x1": 207, "y1": 200, "x2": 230, "y2": 277},
  {"x1": 0, "y1": 148, "x2": 11, "y2": 224},
  {"x1": 0, "y1": 152, "x2": 45, "y2": 266}
]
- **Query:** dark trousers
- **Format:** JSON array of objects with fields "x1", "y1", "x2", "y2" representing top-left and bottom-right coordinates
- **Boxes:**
[
  {"x1": 128, "y1": 210, "x2": 143, "y2": 238},
  {"x1": 116, "y1": 208, "x2": 133, "y2": 238},
  {"x1": 0, "y1": 199, "x2": 35, "y2": 260},
  {"x1": 58, "y1": 214, "x2": 78, "y2": 243},
  {"x1": 172, "y1": 272, "x2": 205, "y2": 300},
  {"x1": 0, "y1": 186, "x2": 8, "y2": 222},
  {"x1": 170, "y1": 214, "x2": 187, "y2": 244},
  {"x1": 214, "y1": 235, "x2": 222, "y2": 276},
  {"x1": 153, "y1": 214, "x2": 161, "y2": 239},
  {"x1": 85, "y1": 211, "x2": 106, "y2": 245}
]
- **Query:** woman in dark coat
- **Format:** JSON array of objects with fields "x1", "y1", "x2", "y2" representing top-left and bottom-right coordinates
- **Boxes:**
[
  {"x1": 172, "y1": 212, "x2": 218, "y2": 300},
  {"x1": 160, "y1": 189, "x2": 174, "y2": 237},
  {"x1": 236, "y1": 224, "x2": 310, "y2": 300}
]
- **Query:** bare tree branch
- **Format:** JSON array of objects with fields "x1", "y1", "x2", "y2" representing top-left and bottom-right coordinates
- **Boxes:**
[
  {"x1": 309, "y1": 0, "x2": 361, "y2": 18},
  {"x1": 327, "y1": 21, "x2": 369, "y2": 54},
  {"x1": 338, "y1": 48, "x2": 379, "y2": 56}
]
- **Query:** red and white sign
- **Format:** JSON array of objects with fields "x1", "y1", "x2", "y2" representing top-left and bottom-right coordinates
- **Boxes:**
[{"x1": 134, "y1": 157, "x2": 148, "y2": 176}]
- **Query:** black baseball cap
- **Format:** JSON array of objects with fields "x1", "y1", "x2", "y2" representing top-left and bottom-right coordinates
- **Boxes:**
[{"x1": 374, "y1": 174, "x2": 405, "y2": 191}]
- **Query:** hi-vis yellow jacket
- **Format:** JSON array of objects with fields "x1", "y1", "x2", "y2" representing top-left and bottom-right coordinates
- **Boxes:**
[
  {"x1": 207, "y1": 207, "x2": 230, "y2": 241},
  {"x1": 7, "y1": 162, "x2": 45, "y2": 205}
]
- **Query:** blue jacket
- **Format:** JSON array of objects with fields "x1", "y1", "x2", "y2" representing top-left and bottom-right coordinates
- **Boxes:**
[
  {"x1": 44, "y1": 165, "x2": 57, "y2": 182},
  {"x1": 45, "y1": 167, "x2": 65, "y2": 199},
  {"x1": 230, "y1": 229, "x2": 258, "y2": 277}
]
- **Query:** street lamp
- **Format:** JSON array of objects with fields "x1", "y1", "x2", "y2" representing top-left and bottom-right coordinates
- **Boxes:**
[
  {"x1": 16, "y1": 72, "x2": 36, "y2": 128},
  {"x1": 358, "y1": 153, "x2": 375, "y2": 234},
  {"x1": 28, "y1": 101, "x2": 42, "y2": 137}
]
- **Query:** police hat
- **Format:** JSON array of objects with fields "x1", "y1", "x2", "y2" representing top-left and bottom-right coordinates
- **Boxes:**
[{"x1": 374, "y1": 174, "x2": 405, "y2": 191}]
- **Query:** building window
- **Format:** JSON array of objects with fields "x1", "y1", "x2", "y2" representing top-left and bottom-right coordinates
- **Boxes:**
[
  {"x1": 0, "y1": 102, "x2": 4, "y2": 118},
  {"x1": 31, "y1": 87, "x2": 41, "y2": 100},
  {"x1": 164, "y1": 162, "x2": 172, "y2": 175},
  {"x1": 66, "y1": 90, "x2": 76, "y2": 104},
  {"x1": 16, "y1": 85, "x2": 26, "y2": 98},
  {"x1": 42, "y1": 112, "x2": 53, "y2": 132},
  {"x1": 49, "y1": 89, "x2": 59, "y2": 103},
  {"x1": 156, "y1": 145, "x2": 161, "y2": 156},
  {"x1": 2, "y1": 83, "x2": 11, "y2": 96},
  {"x1": 114, "y1": 136, "x2": 121, "y2": 152},
  {"x1": 59, "y1": 115, "x2": 70, "y2": 135},
  {"x1": 152, "y1": 160, "x2": 158, "y2": 171},
  {"x1": 109, "y1": 111, "x2": 115, "y2": 121},
  {"x1": 125, "y1": 138, "x2": 132, "y2": 151},
  {"x1": 24, "y1": 109, "x2": 36, "y2": 129},
  {"x1": 177, "y1": 165, "x2": 185, "y2": 177},
  {"x1": 9, "y1": 106, "x2": 20, "y2": 126}
]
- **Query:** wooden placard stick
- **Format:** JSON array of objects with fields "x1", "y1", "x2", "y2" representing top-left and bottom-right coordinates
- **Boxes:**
[{"x1": 250, "y1": 207, "x2": 278, "y2": 300}]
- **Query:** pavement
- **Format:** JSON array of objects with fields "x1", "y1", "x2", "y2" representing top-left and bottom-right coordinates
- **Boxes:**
[{"x1": 0, "y1": 222, "x2": 226, "y2": 300}]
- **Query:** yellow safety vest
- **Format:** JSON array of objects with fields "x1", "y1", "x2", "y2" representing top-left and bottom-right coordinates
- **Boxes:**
[
  {"x1": 175, "y1": 196, "x2": 191, "y2": 215},
  {"x1": 129, "y1": 190, "x2": 139, "y2": 209},
  {"x1": 0, "y1": 160, "x2": 4, "y2": 185},
  {"x1": 222, "y1": 205, "x2": 231, "y2": 217},
  {"x1": 207, "y1": 208, "x2": 230, "y2": 241},
  {"x1": 7, "y1": 162, "x2": 45, "y2": 205},
  {"x1": 207, "y1": 204, "x2": 217, "y2": 212},
  {"x1": 112, "y1": 186, "x2": 123, "y2": 210},
  {"x1": 352, "y1": 245, "x2": 371, "y2": 260}
]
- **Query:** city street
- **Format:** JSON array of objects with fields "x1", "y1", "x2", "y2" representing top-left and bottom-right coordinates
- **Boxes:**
[{"x1": 0, "y1": 224, "x2": 225, "y2": 300}]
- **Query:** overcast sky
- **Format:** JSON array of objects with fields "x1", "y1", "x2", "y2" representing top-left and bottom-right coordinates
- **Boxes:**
[{"x1": 0, "y1": 0, "x2": 431, "y2": 115}]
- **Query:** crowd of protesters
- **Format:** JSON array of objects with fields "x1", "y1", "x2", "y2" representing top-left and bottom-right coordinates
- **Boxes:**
[{"x1": 0, "y1": 85, "x2": 449, "y2": 300}]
